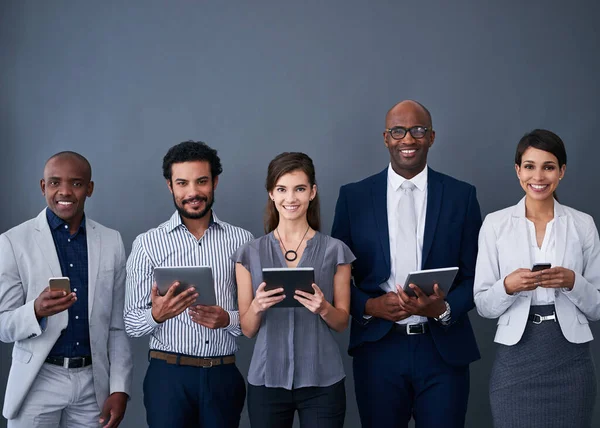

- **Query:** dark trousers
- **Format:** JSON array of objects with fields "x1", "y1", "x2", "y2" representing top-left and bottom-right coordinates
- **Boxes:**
[
  {"x1": 247, "y1": 379, "x2": 346, "y2": 428},
  {"x1": 353, "y1": 328, "x2": 470, "y2": 428},
  {"x1": 143, "y1": 356, "x2": 246, "y2": 428}
]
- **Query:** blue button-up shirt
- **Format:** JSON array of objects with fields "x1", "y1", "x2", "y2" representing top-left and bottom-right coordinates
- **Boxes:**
[{"x1": 46, "y1": 208, "x2": 91, "y2": 357}]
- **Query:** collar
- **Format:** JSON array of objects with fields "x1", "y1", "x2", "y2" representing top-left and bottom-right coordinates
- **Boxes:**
[
  {"x1": 165, "y1": 210, "x2": 223, "y2": 233},
  {"x1": 512, "y1": 196, "x2": 566, "y2": 219},
  {"x1": 45, "y1": 207, "x2": 86, "y2": 233},
  {"x1": 387, "y1": 163, "x2": 428, "y2": 192}
]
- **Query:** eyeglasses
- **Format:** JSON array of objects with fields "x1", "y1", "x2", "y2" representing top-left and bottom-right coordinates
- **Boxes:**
[{"x1": 385, "y1": 126, "x2": 429, "y2": 140}]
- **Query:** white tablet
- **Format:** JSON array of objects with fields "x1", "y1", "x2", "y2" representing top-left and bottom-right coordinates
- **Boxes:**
[
  {"x1": 402, "y1": 267, "x2": 459, "y2": 297},
  {"x1": 154, "y1": 266, "x2": 216, "y2": 306}
]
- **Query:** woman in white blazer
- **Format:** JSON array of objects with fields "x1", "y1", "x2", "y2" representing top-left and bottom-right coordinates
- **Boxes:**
[{"x1": 474, "y1": 129, "x2": 600, "y2": 428}]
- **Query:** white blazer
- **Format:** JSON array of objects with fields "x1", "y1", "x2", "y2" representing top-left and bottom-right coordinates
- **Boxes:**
[
  {"x1": 474, "y1": 198, "x2": 600, "y2": 346},
  {"x1": 0, "y1": 210, "x2": 133, "y2": 419}
]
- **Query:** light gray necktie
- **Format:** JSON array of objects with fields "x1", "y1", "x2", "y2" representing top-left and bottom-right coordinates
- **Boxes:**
[{"x1": 395, "y1": 181, "x2": 418, "y2": 289}]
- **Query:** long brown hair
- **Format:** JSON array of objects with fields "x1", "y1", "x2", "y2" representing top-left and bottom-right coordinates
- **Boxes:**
[{"x1": 264, "y1": 152, "x2": 321, "y2": 233}]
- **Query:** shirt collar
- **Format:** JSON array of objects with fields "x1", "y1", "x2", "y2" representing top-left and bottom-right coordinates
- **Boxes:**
[
  {"x1": 165, "y1": 210, "x2": 223, "y2": 233},
  {"x1": 46, "y1": 207, "x2": 86, "y2": 233},
  {"x1": 387, "y1": 163, "x2": 428, "y2": 192}
]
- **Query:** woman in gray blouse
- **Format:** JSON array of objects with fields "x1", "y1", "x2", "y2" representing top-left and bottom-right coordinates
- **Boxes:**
[{"x1": 233, "y1": 152, "x2": 354, "y2": 428}]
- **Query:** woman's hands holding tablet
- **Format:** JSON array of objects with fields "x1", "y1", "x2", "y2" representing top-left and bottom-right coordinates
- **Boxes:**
[
  {"x1": 294, "y1": 284, "x2": 328, "y2": 315},
  {"x1": 251, "y1": 282, "x2": 285, "y2": 313}
]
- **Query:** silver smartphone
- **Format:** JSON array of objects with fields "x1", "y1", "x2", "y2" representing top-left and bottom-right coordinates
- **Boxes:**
[{"x1": 49, "y1": 277, "x2": 71, "y2": 293}]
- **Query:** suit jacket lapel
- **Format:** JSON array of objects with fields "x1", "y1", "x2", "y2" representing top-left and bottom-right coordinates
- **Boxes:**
[
  {"x1": 422, "y1": 168, "x2": 442, "y2": 267},
  {"x1": 87, "y1": 220, "x2": 100, "y2": 319},
  {"x1": 553, "y1": 200, "x2": 567, "y2": 267},
  {"x1": 512, "y1": 198, "x2": 533, "y2": 268},
  {"x1": 33, "y1": 210, "x2": 62, "y2": 278},
  {"x1": 371, "y1": 169, "x2": 391, "y2": 272}
]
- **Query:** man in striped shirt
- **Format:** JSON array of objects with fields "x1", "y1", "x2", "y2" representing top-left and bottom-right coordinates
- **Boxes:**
[{"x1": 124, "y1": 141, "x2": 253, "y2": 428}]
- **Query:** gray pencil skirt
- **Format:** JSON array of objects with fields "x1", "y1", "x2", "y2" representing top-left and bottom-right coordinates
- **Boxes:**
[{"x1": 490, "y1": 305, "x2": 597, "y2": 428}]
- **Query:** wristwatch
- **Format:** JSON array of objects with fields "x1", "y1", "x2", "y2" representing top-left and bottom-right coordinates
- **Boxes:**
[{"x1": 434, "y1": 301, "x2": 451, "y2": 325}]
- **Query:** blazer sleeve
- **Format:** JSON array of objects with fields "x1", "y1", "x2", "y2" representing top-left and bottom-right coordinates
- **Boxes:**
[
  {"x1": 331, "y1": 186, "x2": 371, "y2": 322},
  {"x1": 108, "y1": 232, "x2": 134, "y2": 396},
  {"x1": 0, "y1": 234, "x2": 44, "y2": 343},
  {"x1": 473, "y1": 215, "x2": 519, "y2": 319},
  {"x1": 561, "y1": 216, "x2": 600, "y2": 321},
  {"x1": 443, "y1": 186, "x2": 482, "y2": 323}
]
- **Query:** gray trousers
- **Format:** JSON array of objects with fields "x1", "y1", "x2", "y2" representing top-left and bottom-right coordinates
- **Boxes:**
[{"x1": 8, "y1": 363, "x2": 101, "y2": 428}]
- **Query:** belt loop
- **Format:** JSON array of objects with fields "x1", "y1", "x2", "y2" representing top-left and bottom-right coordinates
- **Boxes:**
[
  {"x1": 175, "y1": 354, "x2": 181, "y2": 366},
  {"x1": 147, "y1": 350, "x2": 152, "y2": 363}
]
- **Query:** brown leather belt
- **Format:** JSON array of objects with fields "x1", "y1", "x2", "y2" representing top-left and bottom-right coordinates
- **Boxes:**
[{"x1": 149, "y1": 350, "x2": 235, "y2": 368}]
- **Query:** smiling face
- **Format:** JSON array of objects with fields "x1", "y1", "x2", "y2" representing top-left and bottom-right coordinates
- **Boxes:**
[
  {"x1": 41, "y1": 155, "x2": 94, "y2": 226},
  {"x1": 515, "y1": 147, "x2": 565, "y2": 201},
  {"x1": 168, "y1": 161, "x2": 218, "y2": 220},
  {"x1": 384, "y1": 101, "x2": 435, "y2": 179},
  {"x1": 269, "y1": 170, "x2": 316, "y2": 223}
]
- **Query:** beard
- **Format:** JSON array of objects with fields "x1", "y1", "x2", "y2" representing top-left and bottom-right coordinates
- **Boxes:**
[{"x1": 173, "y1": 192, "x2": 215, "y2": 220}]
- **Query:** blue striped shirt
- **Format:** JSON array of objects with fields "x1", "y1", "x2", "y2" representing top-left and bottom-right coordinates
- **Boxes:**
[{"x1": 124, "y1": 211, "x2": 253, "y2": 357}]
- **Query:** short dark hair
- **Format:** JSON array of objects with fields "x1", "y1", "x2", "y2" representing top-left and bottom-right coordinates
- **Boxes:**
[
  {"x1": 162, "y1": 141, "x2": 223, "y2": 181},
  {"x1": 264, "y1": 152, "x2": 320, "y2": 233},
  {"x1": 45, "y1": 151, "x2": 92, "y2": 181},
  {"x1": 515, "y1": 129, "x2": 567, "y2": 168}
]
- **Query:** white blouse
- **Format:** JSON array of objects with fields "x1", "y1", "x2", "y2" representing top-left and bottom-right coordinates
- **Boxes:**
[{"x1": 526, "y1": 218, "x2": 556, "y2": 305}]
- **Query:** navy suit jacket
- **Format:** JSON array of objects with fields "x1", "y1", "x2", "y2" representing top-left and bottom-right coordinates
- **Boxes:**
[{"x1": 331, "y1": 167, "x2": 481, "y2": 366}]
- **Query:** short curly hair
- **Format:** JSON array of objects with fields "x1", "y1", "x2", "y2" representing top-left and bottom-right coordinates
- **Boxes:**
[{"x1": 162, "y1": 141, "x2": 223, "y2": 181}]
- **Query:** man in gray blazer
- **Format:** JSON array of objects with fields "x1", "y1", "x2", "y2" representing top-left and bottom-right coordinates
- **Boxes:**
[{"x1": 0, "y1": 152, "x2": 133, "y2": 428}]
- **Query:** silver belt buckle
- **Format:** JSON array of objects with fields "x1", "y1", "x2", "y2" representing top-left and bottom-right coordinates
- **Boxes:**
[
  {"x1": 532, "y1": 312, "x2": 557, "y2": 324},
  {"x1": 63, "y1": 357, "x2": 71, "y2": 369}
]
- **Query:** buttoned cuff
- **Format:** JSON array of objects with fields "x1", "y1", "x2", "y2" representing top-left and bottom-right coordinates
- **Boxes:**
[
  {"x1": 39, "y1": 316, "x2": 48, "y2": 332},
  {"x1": 24, "y1": 299, "x2": 43, "y2": 339},
  {"x1": 144, "y1": 307, "x2": 160, "y2": 330},
  {"x1": 224, "y1": 310, "x2": 240, "y2": 332}
]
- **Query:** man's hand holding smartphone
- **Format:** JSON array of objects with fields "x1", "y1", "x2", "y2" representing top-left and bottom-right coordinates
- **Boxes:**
[{"x1": 34, "y1": 277, "x2": 77, "y2": 320}]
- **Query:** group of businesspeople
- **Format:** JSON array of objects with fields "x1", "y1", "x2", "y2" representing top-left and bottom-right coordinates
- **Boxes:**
[{"x1": 0, "y1": 99, "x2": 599, "y2": 428}]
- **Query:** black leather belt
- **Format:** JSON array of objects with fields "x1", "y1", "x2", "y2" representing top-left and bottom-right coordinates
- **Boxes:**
[
  {"x1": 45, "y1": 355, "x2": 93, "y2": 368},
  {"x1": 392, "y1": 322, "x2": 429, "y2": 335}
]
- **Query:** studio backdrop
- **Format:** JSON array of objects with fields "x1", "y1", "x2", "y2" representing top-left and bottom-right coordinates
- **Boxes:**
[{"x1": 1, "y1": 1, "x2": 598, "y2": 427}]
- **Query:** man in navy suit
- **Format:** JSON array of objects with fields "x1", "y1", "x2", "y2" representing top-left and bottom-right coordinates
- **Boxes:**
[{"x1": 332, "y1": 100, "x2": 482, "y2": 427}]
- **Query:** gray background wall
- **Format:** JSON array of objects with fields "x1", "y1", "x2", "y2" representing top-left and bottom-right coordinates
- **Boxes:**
[{"x1": 1, "y1": 1, "x2": 598, "y2": 427}]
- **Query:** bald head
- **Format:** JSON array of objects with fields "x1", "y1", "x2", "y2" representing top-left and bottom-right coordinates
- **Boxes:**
[
  {"x1": 385, "y1": 100, "x2": 432, "y2": 129},
  {"x1": 44, "y1": 151, "x2": 92, "y2": 181}
]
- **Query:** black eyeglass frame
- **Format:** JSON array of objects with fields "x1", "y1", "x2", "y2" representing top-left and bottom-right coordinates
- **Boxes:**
[{"x1": 385, "y1": 126, "x2": 430, "y2": 140}]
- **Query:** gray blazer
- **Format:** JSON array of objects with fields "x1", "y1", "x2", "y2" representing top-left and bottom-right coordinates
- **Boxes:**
[
  {"x1": 474, "y1": 198, "x2": 600, "y2": 345},
  {"x1": 0, "y1": 210, "x2": 133, "y2": 419}
]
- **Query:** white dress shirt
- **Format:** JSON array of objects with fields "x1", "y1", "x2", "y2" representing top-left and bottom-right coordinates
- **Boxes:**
[
  {"x1": 385, "y1": 164, "x2": 428, "y2": 324},
  {"x1": 527, "y1": 218, "x2": 556, "y2": 305},
  {"x1": 124, "y1": 211, "x2": 253, "y2": 357}
]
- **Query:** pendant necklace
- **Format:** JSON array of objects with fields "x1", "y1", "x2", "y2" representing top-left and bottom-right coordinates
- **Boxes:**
[{"x1": 276, "y1": 225, "x2": 310, "y2": 262}]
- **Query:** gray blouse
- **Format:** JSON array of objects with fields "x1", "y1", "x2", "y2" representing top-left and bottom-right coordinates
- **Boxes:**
[{"x1": 232, "y1": 231, "x2": 355, "y2": 389}]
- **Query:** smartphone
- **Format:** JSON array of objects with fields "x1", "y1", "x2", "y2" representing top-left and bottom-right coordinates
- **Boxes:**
[
  {"x1": 49, "y1": 277, "x2": 71, "y2": 293},
  {"x1": 532, "y1": 263, "x2": 551, "y2": 272}
]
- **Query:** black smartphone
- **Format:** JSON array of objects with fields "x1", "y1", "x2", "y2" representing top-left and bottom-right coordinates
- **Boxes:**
[{"x1": 531, "y1": 263, "x2": 551, "y2": 272}]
